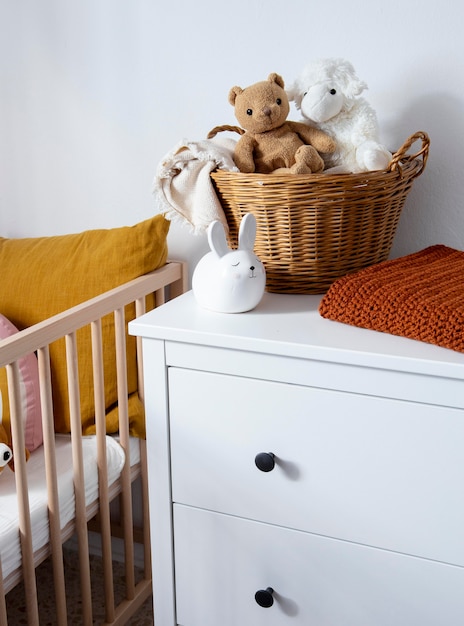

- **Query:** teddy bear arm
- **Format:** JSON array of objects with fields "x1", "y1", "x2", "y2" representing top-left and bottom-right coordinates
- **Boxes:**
[
  {"x1": 234, "y1": 134, "x2": 257, "y2": 173},
  {"x1": 288, "y1": 121, "x2": 336, "y2": 154}
]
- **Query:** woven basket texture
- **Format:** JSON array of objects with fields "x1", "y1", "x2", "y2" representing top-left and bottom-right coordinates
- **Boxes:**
[{"x1": 211, "y1": 131, "x2": 430, "y2": 294}]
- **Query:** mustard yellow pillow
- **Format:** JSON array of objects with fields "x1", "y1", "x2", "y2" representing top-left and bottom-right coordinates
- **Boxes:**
[{"x1": 0, "y1": 216, "x2": 169, "y2": 437}]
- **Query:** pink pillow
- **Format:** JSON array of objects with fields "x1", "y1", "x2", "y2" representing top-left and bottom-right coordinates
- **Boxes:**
[{"x1": 0, "y1": 313, "x2": 43, "y2": 452}]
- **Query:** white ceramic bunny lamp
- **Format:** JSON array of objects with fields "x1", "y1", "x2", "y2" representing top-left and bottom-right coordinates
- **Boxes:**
[{"x1": 192, "y1": 213, "x2": 266, "y2": 313}]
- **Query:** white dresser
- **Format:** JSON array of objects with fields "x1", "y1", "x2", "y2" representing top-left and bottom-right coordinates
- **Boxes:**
[{"x1": 129, "y1": 290, "x2": 464, "y2": 626}]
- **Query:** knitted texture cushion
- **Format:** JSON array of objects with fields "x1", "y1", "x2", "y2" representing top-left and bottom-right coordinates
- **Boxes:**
[{"x1": 319, "y1": 245, "x2": 464, "y2": 352}]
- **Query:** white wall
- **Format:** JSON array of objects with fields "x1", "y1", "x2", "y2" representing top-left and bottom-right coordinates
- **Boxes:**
[{"x1": 1, "y1": 1, "x2": 463, "y2": 278}]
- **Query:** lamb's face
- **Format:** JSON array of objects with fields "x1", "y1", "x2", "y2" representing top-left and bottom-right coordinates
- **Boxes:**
[{"x1": 300, "y1": 81, "x2": 345, "y2": 124}]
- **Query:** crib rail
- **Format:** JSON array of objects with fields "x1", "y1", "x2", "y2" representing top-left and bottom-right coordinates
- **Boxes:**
[{"x1": 0, "y1": 260, "x2": 187, "y2": 625}]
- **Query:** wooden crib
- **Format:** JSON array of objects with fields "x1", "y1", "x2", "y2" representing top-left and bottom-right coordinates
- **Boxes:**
[{"x1": 0, "y1": 253, "x2": 187, "y2": 625}]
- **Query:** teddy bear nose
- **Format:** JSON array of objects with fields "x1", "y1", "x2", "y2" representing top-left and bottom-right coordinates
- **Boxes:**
[{"x1": 262, "y1": 107, "x2": 272, "y2": 117}]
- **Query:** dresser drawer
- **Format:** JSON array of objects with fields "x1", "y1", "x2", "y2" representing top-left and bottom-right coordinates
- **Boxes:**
[
  {"x1": 169, "y1": 368, "x2": 464, "y2": 565},
  {"x1": 173, "y1": 505, "x2": 464, "y2": 626}
]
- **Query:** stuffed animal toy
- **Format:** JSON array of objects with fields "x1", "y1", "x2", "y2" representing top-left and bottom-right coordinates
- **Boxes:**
[
  {"x1": 211, "y1": 73, "x2": 336, "y2": 174},
  {"x1": 287, "y1": 58, "x2": 392, "y2": 174},
  {"x1": 192, "y1": 213, "x2": 266, "y2": 313},
  {"x1": 0, "y1": 391, "x2": 30, "y2": 474},
  {"x1": 0, "y1": 426, "x2": 13, "y2": 473},
  {"x1": 0, "y1": 392, "x2": 13, "y2": 473}
]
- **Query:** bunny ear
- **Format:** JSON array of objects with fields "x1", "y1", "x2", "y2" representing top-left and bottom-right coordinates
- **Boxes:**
[
  {"x1": 208, "y1": 220, "x2": 230, "y2": 258},
  {"x1": 238, "y1": 213, "x2": 257, "y2": 251}
]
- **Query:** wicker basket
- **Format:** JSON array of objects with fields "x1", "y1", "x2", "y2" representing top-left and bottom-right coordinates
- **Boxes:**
[{"x1": 211, "y1": 131, "x2": 430, "y2": 294}]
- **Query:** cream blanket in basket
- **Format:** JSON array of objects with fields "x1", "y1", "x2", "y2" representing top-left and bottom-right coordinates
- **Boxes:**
[{"x1": 153, "y1": 137, "x2": 238, "y2": 234}]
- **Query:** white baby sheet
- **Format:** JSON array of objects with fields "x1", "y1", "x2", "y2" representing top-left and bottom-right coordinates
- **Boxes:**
[{"x1": 0, "y1": 434, "x2": 140, "y2": 583}]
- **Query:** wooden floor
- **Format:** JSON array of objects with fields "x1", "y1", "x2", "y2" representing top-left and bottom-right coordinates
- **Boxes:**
[{"x1": 5, "y1": 543, "x2": 154, "y2": 625}]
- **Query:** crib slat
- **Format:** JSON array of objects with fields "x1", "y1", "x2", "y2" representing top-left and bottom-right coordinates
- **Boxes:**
[
  {"x1": 0, "y1": 261, "x2": 186, "y2": 623},
  {"x1": 0, "y1": 559, "x2": 7, "y2": 625},
  {"x1": 7, "y1": 361, "x2": 40, "y2": 626},
  {"x1": 135, "y1": 298, "x2": 152, "y2": 580},
  {"x1": 169, "y1": 259, "x2": 189, "y2": 300},
  {"x1": 38, "y1": 345, "x2": 68, "y2": 625},
  {"x1": 91, "y1": 318, "x2": 116, "y2": 623},
  {"x1": 155, "y1": 285, "x2": 167, "y2": 308},
  {"x1": 65, "y1": 332, "x2": 93, "y2": 626},
  {"x1": 135, "y1": 297, "x2": 146, "y2": 405},
  {"x1": 0, "y1": 263, "x2": 184, "y2": 369},
  {"x1": 114, "y1": 307, "x2": 136, "y2": 600}
]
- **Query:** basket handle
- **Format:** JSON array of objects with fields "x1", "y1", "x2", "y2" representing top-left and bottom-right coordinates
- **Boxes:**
[
  {"x1": 207, "y1": 125, "x2": 245, "y2": 139},
  {"x1": 388, "y1": 131, "x2": 430, "y2": 178}
]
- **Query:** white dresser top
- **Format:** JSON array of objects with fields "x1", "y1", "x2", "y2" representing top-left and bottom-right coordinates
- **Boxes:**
[{"x1": 130, "y1": 291, "x2": 464, "y2": 381}]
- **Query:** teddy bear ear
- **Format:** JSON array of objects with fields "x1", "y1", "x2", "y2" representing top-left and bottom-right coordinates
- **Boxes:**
[
  {"x1": 228, "y1": 86, "x2": 243, "y2": 105},
  {"x1": 268, "y1": 73, "x2": 285, "y2": 89}
]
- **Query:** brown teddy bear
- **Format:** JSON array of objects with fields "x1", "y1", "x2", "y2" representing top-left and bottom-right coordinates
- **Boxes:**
[{"x1": 215, "y1": 73, "x2": 336, "y2": 174}]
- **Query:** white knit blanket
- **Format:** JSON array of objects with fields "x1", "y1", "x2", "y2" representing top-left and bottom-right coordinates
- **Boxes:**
[{"x1": 153, "y1": 137, "x2": 238, "y2": 234}]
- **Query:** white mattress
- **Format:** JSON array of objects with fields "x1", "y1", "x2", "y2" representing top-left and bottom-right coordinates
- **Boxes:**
[{"x1": 0, "y1": 434, "x2": 140, "y2": 583}]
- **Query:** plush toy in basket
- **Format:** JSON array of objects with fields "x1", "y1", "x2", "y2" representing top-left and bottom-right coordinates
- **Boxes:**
[
  {"x1": 208, "y1": 72, "x2": 336, "y2": 174},
  {"x1": 210, "y1": 131, "x2": 430, "y2": 294},
  {"x1": 287, "y1": 58, "x2": 392, "y2": 173}
]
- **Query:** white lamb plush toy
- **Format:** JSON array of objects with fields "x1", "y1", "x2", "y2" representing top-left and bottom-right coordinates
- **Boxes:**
[{"x1": 288, "y1": 58, "x2": 392, "y2": 173}]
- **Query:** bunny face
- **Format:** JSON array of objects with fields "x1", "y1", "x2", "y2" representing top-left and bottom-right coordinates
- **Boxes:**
[{"x1": 192, "y1": 214, "x2": 266, "y2": 313}]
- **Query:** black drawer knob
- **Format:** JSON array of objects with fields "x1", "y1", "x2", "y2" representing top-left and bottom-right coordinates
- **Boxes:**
[
  {"x1": 255, "y1": 587, "x2": 274, "y2": 608},
  {"x1": 255, "y1": 452, "x2": 275, "y2": 472}
]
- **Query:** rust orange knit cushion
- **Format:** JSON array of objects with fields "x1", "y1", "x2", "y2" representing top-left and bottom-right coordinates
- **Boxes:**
[{"x1": 319, "y1": 245, "x2": 464, "y2": 352}]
